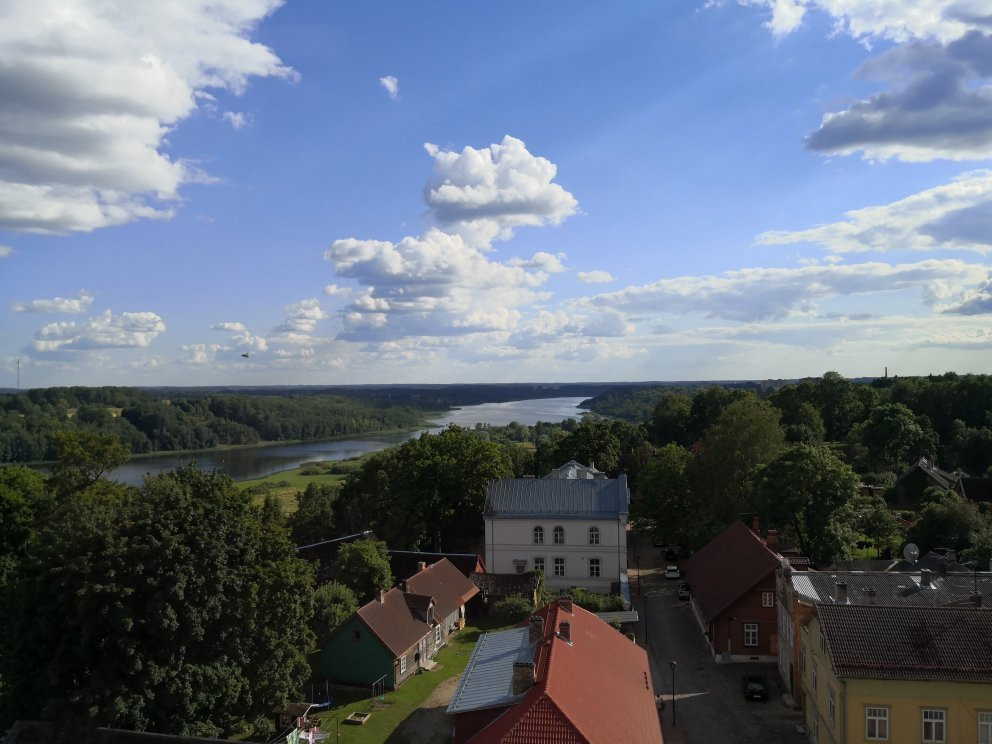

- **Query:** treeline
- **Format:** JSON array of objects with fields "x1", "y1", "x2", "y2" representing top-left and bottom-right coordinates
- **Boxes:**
[{"x1": 0, "y1": 386, "x2": 429, "y2": 462}]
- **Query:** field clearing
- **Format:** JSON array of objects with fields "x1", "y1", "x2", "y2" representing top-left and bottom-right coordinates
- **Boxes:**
[{"x1": 238, "y1": 455, "x2": 372, "y2": 513}]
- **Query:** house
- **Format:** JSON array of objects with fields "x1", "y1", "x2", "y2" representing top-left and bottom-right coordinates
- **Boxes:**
[
  {"x1": 776, "y1": 565, "x2": 992, "y2": 703},
  {"x1": 543, "y1": 459, "x2": 607, "y2": 480},
  {"x1": 319, "y1": 558, "x2": 478, "y2": 689},
  {"x1": 483, "y1": 474, "x2": 630, "y2": 599},
  {"x1": 893, "y1": 457, "x2": 962, "y2": 505},
  {"x1": 800, "y1": 603, "x2": 992, "y2": 744},
  {"x1": 389, "y1": 550, "x2": 486, "y2": 581},
  {"x1": 446, "y1": 597, "x2": 663, "y2": 744},
  {"x1": 682, "y1": 520, "x2": 783, "y2": 662},
  {"x1": 296, "y1": 530, "x2": 374, "y2": 585}
]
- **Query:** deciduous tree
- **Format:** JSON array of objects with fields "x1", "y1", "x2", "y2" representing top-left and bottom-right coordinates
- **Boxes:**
[{"x1": 332, "y1": 538, "x2": 393, "y2": 604}]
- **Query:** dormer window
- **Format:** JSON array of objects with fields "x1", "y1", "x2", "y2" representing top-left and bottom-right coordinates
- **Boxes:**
[
  {"x1": 553, "y1": 526, "x2": 565, "y2": 544},
  {"x1": 533, "y1": 526, "x2": 544, "y2": 544},
  {"x1": 588, "y1": 526, "x2": 600, "y2": 545},
  {"x1": 427, "y1": 604, "x2": 435, "y2": 624}
]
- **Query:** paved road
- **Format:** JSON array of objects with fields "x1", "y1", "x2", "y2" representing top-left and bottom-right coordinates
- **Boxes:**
[{"x1": 631, "y1": 538, "x2": 806, "y2": 744}]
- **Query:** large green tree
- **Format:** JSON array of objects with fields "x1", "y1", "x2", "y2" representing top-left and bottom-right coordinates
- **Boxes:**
[
  {"x1": 753, "y1": 445, "x2": 860, "y2": 563},
  {"x1": 906, "y1": 490, "x2": 979, "y2": 555},
  {"x1": 0, "y1": 465, "x2": 313, "y2": 736},
  {"x1": 632, "y1": 443, "x2": 709, "y2": 549},
  {"x1": 855, "y1": 403, "x2": 937, "y2": 471},
  {"x1": 332, "y1": 539, "x2": 393, "y2": 604},
  {"x1": 288, "y1": 482, "x2": 338, "y2": 545},
  {"x1": 311, "y1": 582, "x2": 358, "y2": 641}
]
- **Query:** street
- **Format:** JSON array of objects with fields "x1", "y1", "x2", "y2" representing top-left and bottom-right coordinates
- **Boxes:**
[{"x1": 631, "y1": 536, "x2": 806, "y2": 744}]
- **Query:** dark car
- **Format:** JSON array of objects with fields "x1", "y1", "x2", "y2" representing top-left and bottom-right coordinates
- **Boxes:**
[
  {"x1": 742, "y1": 675, "x2": 769, "y2": 702},
  {"x1": 677, "y1": 582, "x2": 691, "y2": 601}
]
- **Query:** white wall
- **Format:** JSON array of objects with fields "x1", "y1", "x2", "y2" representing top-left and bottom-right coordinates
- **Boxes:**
[{"x1": 485, "y1": 516, "x2": 627, "y2": 593}]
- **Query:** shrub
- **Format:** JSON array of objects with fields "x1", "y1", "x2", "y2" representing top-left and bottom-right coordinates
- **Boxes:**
[{"x1": 491, "y1": 596, "x2": 534, "y2": 625}]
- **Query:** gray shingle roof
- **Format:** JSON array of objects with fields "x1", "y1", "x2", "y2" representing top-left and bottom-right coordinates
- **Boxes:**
[
  {"x1": 484, "y1": 476, "x2": 629, "y2": 518},
  {"x1": 817, "y1": 604, "x2": 992, "y2": 682},
  {"x1": 790, "y1": 570, "x2": 992, "y2": 608},
  {"x1": 446, "y1": 627, "x2": 535, "y2": 714}
]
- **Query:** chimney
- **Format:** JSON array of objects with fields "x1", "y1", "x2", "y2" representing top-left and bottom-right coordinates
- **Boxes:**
[
  {"x1": 511, "y1": 662, "x2": 536, "y2": 694},
  {"x1": 560, "y1": 595, "x2": 573, "y2": 613},
  {"x1": 972, "y1": 594, "x2": 983, "y2": 608},
  {"x1": 417, "y1": 561, "x2": 427, "y2": 573},
  {"x1": 766, "y1": 529, "x2": 778, "y2": 552},
  {"x1": 378, "y1": 589, "x2": 386, "y2": 603},
  {"x1": 558, "y1": 621, "x2": 571, "y2": 644},
  {"x1": 920, "y1": 569, "x2": 931, "y2": 588},
  {"x1": 528, "y1": 615, "x2": 544, "y2": 645},
  {"x1": 751, "y1": 515, "x2": 760, "y2": 534},
  {"x1": 864, "y1": 588, "x2": 877, "y2": 605},
  {"x1": 589, "y1": 460, "x2": 595, "y2": 471},
  {"x1": 939, "y1": 563, "x2": 948, "y2": 577},
  {"x1": 947, "y1": 549, "x2": 957, "y2": 562},
  {"x1": 835, "y1": 582, "x2": 848, "y2": 604}
]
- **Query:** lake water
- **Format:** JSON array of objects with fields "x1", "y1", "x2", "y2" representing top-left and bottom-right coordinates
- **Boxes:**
[{"x1": 106, "y1": 396, "x2": 588, "y2": 486}]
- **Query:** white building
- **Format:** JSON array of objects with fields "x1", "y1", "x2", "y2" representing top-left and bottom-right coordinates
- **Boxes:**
[{"x1": 483, "y1": 473, "x2": 630, "y2": 602}]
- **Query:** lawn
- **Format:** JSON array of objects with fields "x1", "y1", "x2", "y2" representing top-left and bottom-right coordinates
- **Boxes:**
[
  {"x1": 312, "y1": 620, "x2": 505, "y2": 744},
  {"x1": 238, "y1": 455, "x2": 372, "y2": 513}
]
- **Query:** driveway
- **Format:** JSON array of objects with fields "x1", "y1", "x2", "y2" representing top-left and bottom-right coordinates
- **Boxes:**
[{"x1": 631, "y1": 537, "x2": 806, "y2": 744}]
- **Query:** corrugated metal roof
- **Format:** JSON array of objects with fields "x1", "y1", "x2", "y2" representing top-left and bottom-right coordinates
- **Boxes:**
[
  {"x1": 790, "y1": 570, "x2": 992, "y2": 607},
  {"x1": 594, "y1": 610, "x2": 639, "y2": 624},
  {"x1": 484, "y1": 477, "x2": 629, "y2": 518},
  {"x1": 446, "y1": 627, "x2": 535, "y2": 714}
]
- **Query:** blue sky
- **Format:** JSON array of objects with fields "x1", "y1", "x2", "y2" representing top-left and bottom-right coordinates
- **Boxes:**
[{"x1": 2, "y1": 0, "x2": 992, "y2": 387}]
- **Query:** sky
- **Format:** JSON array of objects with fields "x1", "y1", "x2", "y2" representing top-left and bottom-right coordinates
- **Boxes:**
[{"x1": 2, "y1": 0, "x2": 992, "y2": 388}]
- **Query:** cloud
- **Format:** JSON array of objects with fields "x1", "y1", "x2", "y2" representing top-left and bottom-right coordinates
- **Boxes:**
[
  {"x1": 211, "y1": 321, "x2": 247, "y2": 332},
  {"x1": 507, "y1": 251, "x2": 567, "y2": 273},
  {"x1": 422, "y1": 135, "x2": 578, "y2": 247},
  {"x1": 758, "y1": 170, "x2": 992, "y2": 253},
  {"x1": 379, "y1": 75, "x2": 399, "y2": 99},
  {"x1": 577, "y1": 270, "x2": 615, "y2": 283},
  {"x1": 587, "y1": 259, "x2": 989, "y2": 322},
  {"x1": 805, "y1": 31, "x2": 992, "y2": 161},
  {"x1": 944, "y1": 275, "x2": 992, "y2": 314},
  {"x1": 32, "y1": 309, "x2": 165, "y2": 352},
  {"x1": 0, "y1": 245, "x2": 11, "y2": 257},
  {"x1": 323, "y1": 283, "x2": 352, "y2": 298},
  {"x1": 274, "y1": 298, "x2": 327, "y2": 333},
  {"x1": 222, "y1": 111, "x2": 252, "y2": 129},
  {"x1": 178, "y1": 343, "x2": 226, "y2": 365},
  {"x1": 0, "y1": 0, "x2": 294, "y2": 234},
  {"x1": 13, "y1": 290, "x2": 93, "y2": 313}
]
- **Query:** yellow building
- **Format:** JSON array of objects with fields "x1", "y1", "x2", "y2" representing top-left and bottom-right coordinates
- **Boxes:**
[{"x1": 799, "y1": 603, "x2": 992, "y2": 744}]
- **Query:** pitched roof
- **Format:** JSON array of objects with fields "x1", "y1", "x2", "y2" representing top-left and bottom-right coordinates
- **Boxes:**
[
  {"x1": 453, "y1": 600, "x2": 662, "y2": 744},
  {"x1": 446, "y1": 626, "x2": 536, "y2": 714},
  {"x1": 484, "y1": 477, "x2": 629, "y2": 519},
  {"x1": 817, "y1": 604, "x2": 992, "y2": 683},
  {"x1": 896, "y1": 457, "x2": 960, "y2": 491},
  {"x1": 544, "y1": 460, "x2": 606, "y2": 480},
  {"x1": 406, "y1": 557, "x2": 479, "y2": 618},
  {"x1": 683, "y1": 520, "x2": 781, "y2": 622},
  {"x1": 789, "y1": 570, "x2": 992, "y2": 608},
  {"x1": 389, "y1": 550, "x2": 486, "y2": 580},
  {"x1": 348, "y1": 559, "x2": 478, "y2": 658}
]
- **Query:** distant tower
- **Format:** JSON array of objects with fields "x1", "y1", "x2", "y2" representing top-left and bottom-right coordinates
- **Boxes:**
[{"x1": 884, "y1": 366, "x2": 888, "y2": 379}]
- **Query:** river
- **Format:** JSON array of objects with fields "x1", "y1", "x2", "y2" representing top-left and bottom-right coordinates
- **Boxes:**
[{"x1": 105, "y1": 396, "x2": 589, "y2": 486}]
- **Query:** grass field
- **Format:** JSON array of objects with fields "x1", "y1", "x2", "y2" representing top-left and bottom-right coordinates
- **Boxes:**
[
  {"x1": 312, "y1": 620, "x2": 505, "y2": 744},
  {"x1": 238, "y1": 455, "x2": 372, "y2": 513}
]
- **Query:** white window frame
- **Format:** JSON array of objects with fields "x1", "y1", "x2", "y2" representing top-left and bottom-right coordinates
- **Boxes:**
[
  {"x1": 533, "y1": 526, "x2": 544, "y2": 544},
  {"x1": 435, "y1": 624, "x2": 441, "y2": 645},
  {"x1": 534, "y1": 556, "x2": 545, "y2": 574},
  {"x1": 553, "y1": 525, "x2": 565, "y2": 545},
  {"x1": 588, "y1": 526, "x2": 600, "y2": 545},
  {"x1": 400, "y1": 654, "x2": 407, "y2": 674},
  {"x1": 923, "y1": 709, "x2": 946, "y2": 744},
  {"x1": 762, "y1": 591, "x2": 774, "y2": 607},
  {"x1": 866, "y1": 706, "x2": 889, "y2": 741},
  {"x1": 828, "y1": 686, "x2": 835, "y2": 723},
  {"x1": 554, "y1": 557, "x2": 565, "y2": 577},
  {"x1": 979, "y1": 711, "x2": 992, "y2": 744},
  {"x1": 589, "y1": 557, "x2": 600, "y2": 578},
  {"x1": 744, "y1": 622, "x2": 758, "y2": 647}
]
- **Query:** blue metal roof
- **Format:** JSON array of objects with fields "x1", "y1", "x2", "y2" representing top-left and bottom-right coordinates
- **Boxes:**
[
  {"x1": 445, "y1": 627, "x2": 535, "y2": 714},
  {"x1": 484, "y1": 476, "x2": 629, "y2": 518}
]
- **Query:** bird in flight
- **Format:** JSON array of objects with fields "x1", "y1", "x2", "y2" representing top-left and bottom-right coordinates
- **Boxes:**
[{"x1": 241, "y1": 352, "x2": 250, "y2": 358}]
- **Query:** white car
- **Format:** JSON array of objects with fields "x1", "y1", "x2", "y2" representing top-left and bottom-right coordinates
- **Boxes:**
[{"x1": 664, "y1": 565, "x2": 680, "y2": 580}]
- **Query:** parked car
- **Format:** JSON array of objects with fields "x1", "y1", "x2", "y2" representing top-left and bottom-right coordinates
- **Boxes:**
[
  {"x1": 664, "y1": 565, "x2": 680, "y2": 580},
  {"x1": 742, "y1": 675, "x2": 769, "y2": 702},
  {"x1": 677, "y1": 582, "x2": 691, "y2": 600}
]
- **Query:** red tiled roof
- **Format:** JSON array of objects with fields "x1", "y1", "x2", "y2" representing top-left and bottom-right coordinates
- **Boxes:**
[
  {"x1": 682, "y1": 520, "x2": 781, "y2": 622},
  {"x1": 407, "y1": 558, "x2": 479, "y2": 618},
  {"x1": 817, "y1": 604, "x2": 992, "y2": 683},
  {"x1": 467, "y1": 600, "x2": 662, "y2": 744}
]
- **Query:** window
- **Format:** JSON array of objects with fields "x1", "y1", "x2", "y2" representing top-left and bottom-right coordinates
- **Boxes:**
[
  {"x1": 762, "y1": 591, "x2": 775, "y2": 607},
  {"x1": 534, "y1": 557, "x2": 545, "y2": 574},
  {"x1": 588, "y1": 526, "x2": 600, "y2": 545},
  {"x1": 400, "y1": 654, "x2": 407, "y2": 674},
  {"x1": 812, "y1": 664, "x2": 818, "y2": 692},
  {"x1": 589, "y1": 558, "x2": 600, "y2": 578},
  {"x1": 553, "y1": 526, "x2": 565, "y2": 544},
  {"x1": 923, "y1": 709, "x2": 945, "y2": 744},
  {"x1": 866, "y1": 707, "x2": 889, "y2": 741},
  {"x1": 533, "y1": 526, "x2": 544, "y2": 544},
  {"x1": 744, "y1": 622, "x2": 758, "y2": 647},
  {"x1": 515, "y1": 563, "x2": 525, "y2": 574},
  {"x1": 828, "y1": 687, "x2": 835, "y2": 723},
  {"x1": 435, "y1": 625, "x2": 441, "y2": 645},
  {"x1": 979, "y1": 711, "x2": 992, "y2": 744},
  {"x1": 554, "y1": 557, "x2": 565, "y2": 577}
]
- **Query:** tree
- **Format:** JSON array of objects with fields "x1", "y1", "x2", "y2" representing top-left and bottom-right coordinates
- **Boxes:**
[
  {"x1": 632, "y1": 444, "x2": 706, "y2": 549},
  {"x1": 814, "y1": 371, "x2": 869, "y2": 441},
  {"x1": 311, "y1": 582, "x2": 358, "y2": 641},
  {"x1": 686, "y1": 387, "x2": 752, "y2": 442},
  {"x1": 47, "y1": 429, "x2": 130, "y2": 498},
  {"x1": 856, "y1": 495, "x2": 903, "y2": 558},
  {"x1": 549, "y1": 418, "x2": 622, "y2": 475},
  {"x1": 855, "y1": 403, "x2": 936, "y2": 472},
  {"x1": 0, "y1": 465, "x2": 50, "y2": 586},
  {"x1": 332, "y1": 538, "x2": 393, "y2": 604},
  {"x1": 287, "y1": 482, "x2": 338, "y2": 545},
  {"x1": 0, "y1": 465, "x2": 313, "y2": 736},
  {"x1": 690, "y1": 397, "x2": 786, "y2": 527},
  {"x1": 906, "y1": 490, "x2": 979, "y2": 554},
  {"x1": 753, "y1": 445, "x2": 861, "y2": 563},
  {"x1": 650, "y1": 392, "x2": 691, "y2": 445}
]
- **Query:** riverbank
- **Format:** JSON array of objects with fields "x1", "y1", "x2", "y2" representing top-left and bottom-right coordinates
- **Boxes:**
[{"x1": 238, "y1": 454, "x2": 376, "y2": 513}]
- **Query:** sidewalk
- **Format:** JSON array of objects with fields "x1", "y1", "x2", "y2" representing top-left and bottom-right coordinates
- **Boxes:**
[{"x1": 661, "y1": 717, "x2": 689, "y2": 744}]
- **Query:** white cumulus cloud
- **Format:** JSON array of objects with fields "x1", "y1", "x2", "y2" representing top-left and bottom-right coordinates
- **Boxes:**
[
  {"x1": 577, "y1": 270, "x2": 615, "y2": 283},
  {"x1": 33, "y1": 309, "x2": 166, "y2": 352},
  {"x1": 13, "y1": 290, "x2": 93, "y2": 313},
  {"x1": 0, "y1": 245, "x2": 12, "y2": 257},
  {"x1": 0, "y1": 0, "x2": 295, "y2": 234},
  {"x1": 222, "y1": 111, "x2": 252, "y2": 129},
  {"x1": 211, "y1": 321, "x2": 247, "y2": 332},
  {"x1": 379, "y1": 75, "x2": 399, "y2": 99}
]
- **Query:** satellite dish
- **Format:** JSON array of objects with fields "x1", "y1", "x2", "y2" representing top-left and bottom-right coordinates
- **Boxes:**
[{"x1": 903, "y1": 543, "x2": 920, "y2": 562}]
